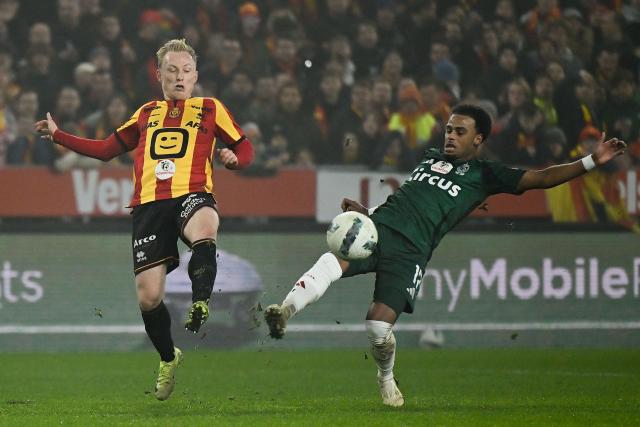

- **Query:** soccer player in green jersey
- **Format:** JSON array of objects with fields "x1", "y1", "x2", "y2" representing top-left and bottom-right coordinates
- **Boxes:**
[{"x1": 264, "y1": 104, "x2": 627, "y2": 407}]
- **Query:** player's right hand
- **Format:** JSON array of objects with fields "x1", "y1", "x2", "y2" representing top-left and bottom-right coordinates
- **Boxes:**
[
  {"x1": 34, "y1": 112, "x2": 59, "y2": 139},
  {"x1": 341, "y1": 198, "x2": 368, "y2": 216}
]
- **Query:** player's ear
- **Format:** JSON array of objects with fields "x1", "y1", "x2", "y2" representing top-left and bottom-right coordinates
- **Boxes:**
[
  {"x1": 156, "y1": 68, "x2": 161, "y2": 82},
  {"x1": 473, "y1": 134, "x2": 483, "y2": 147},
  {"x1": 194, "y1": 69, "x2": 199, "y2": 83}
]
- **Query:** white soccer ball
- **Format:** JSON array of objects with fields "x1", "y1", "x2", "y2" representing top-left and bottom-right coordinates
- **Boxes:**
[{"x1": 326, "y1": 211, "x2": 378, "y2": 260}]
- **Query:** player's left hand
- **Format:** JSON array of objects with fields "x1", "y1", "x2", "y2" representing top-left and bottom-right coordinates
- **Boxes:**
[
  {"x1": 219, "y1": 148, "x2": 238, "y2": 169},
  {"x1": 341, "y1": 198, "x2": 368, "y2": 215},
  {"x1": 593, "y1": 132, "x2": 626, "y2": 166}
]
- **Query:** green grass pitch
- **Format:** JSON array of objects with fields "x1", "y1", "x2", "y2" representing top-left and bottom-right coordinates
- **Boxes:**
[{"x1": 1, "y1": 348, "x2": 638, "y2": 426}]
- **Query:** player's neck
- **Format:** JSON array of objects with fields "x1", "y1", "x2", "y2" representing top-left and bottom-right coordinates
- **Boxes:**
[{"x1": 445, "y1": 152, "x2": 477, "y2": 163}]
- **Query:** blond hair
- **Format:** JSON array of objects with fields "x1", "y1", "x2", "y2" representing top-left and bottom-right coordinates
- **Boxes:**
[{"x1": 156, "y1": 38, "x2": 197, "y2": 68}]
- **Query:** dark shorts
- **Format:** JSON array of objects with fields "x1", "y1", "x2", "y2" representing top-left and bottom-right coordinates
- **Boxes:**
[
  {"x1": 131, "y1": 192, "x2": 217, "y2": 275},
  {"x1": 343, "y1": 222, "x2": 428, "y2": 315}
]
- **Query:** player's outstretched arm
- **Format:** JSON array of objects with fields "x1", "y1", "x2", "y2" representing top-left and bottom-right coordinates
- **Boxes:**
[
  {"x1": 35, "y1": 112, "x2": 127, "y2": 161},
  {"x1": 516, "y1": 133, "x2": 626, "y2": 192}
]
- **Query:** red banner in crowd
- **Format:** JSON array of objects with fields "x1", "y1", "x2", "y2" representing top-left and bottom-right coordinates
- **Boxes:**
[{"x1": 0, "y1": 167, "x2": 638, "y2": 220}]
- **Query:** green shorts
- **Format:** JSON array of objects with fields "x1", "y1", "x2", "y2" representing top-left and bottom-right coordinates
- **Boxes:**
[{"x1": 343, "y1": 222, "x2": 428, "y2": 315}]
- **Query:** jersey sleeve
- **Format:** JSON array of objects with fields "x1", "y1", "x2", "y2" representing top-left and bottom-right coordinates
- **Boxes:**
[
  {"x1": 114, "y1": 104, "x2": 145, "y2": 150},
  {"x1": 212, "y1": 98, "x2": 246, "y2": 146},
  {"x1": 482, "y1": 160, "x2": 527, "y2": 195}
]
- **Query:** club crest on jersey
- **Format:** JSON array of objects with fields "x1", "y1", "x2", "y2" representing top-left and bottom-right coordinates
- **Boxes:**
[
  {"x1": 431, "y1": 160, "x2": 453, "y2": 174},
  {"x1": 155, "y1": 159, "x2": 176, "y2": 180},
  {"x1": 168, "y1": 106, "x2": 181, "y2": 118},
  {"x1": 455, "y1": 162, "x2": 470, "y2": 176}
]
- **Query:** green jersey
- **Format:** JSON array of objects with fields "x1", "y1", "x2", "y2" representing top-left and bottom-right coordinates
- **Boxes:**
[{"x1": 372, "y1": 149, "x2": 526, "y2": 258}]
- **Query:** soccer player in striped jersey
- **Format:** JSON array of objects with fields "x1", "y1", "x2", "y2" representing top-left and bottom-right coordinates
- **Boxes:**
[
  {"x1": 36, "y1": 39, "x2": 254, "y2": 400},
  {"x1": 264, "y1": 104, "x2": 627, "y2": 407}
]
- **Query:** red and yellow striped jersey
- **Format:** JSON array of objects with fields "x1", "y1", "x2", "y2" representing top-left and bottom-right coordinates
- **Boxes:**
[{"x1": 114, "y1": 97, "x2": 245, "y2": 206}]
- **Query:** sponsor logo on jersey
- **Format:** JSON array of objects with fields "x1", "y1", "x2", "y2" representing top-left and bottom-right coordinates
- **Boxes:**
[
  {"x1": 410, "y1": 167, "x2": 461, "y2": 197},
  {"x1": 155, "y1": 159, "x2": 176, "y2": 180},
  {"x1": 133, "y1": 235, "x2": 157, "y2": 248},
  {"x1": 180, "y1": 195, "x2": 207, "y2": 218},
  {"x1": 455, "y1": 163, "x2": 470, "y2": 176},
  {"x1": 136, "y1": 251, "x2": 147, "y2": 262},
  {"x1": 168, "y1": 107, "x2": 181, "y2": 118},
  {"x1": 431, "y1": 161, "x2": 453, "y2": 174}
]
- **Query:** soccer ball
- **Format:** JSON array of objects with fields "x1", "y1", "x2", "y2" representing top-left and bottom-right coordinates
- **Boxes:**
[{"x1": 326, "y1": 211, "x2": 378, "y2": 260}]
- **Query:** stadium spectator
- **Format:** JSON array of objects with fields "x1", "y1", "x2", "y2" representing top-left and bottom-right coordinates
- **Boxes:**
[
  {"x1": 266, "y1": 36, "x2": 305, "y2": 86},
  {"x1": 336, "y1": 79, "x2": 370, "y2": 131},
  {"x1": 271, "y1": 81, "x2": 321, "y2": 165},
  {"x1": 419, "y1": 79, "x2": 451, "y2": 127},
  {"x1": 313, "y1": 72, "x2": 348, "y2": 155},
  {"x1": 204, "y1": 37, "x2": 243, "y2": 93},
  {"x1": 494, "y1": 0, "x2": 516, "y2": 23},
  {"x1": 520, "y1": 0, "x2": 562, "y2": 43},
  {"x1": 0, "y1": 0, "x2": 27, "y2": 50},
  {"x1": 353, "y1": 20, "x2": 383, "y2": 80},
  {"x1": 52, "y1": 86, "x2": 82, "y2": 125},
  {"x1": 532, "y1": 73, "x2": 558, "y2": 126},
  {"x1": 219, "y1": 69, "x2": 254, "y2": 125},
  {"x1": 494, "y1": 78, "x2": 531, "y2": 133},
  {"x1": 132, "y1": 9, "x2": 170, "y2": 104},
  {"x1": 81, "y1": 70, "x2": 115, "y2": 117},
  {"x1": 388, "y1": 84, "x2": 437, "y2": 154},
  {"x1": 26, "y1": 22, "x2": 53, "y2": 52},
  {"x1": 493, "y1": 103, "x2": 553, "y2": 166},
  {"x1": 326, "y1": 34, "x2": 355, "y2": 86},
  {"x1": 370, "y1": 78, "x2": 393, "y2": 124},
  {"x1": 592, "y1": 44, "x2": 622, "y2": 92},
  {"x1": 546, "y1": 59, "x2": 567, "y2": 88},
  {"x1": 602, "y1": 70, "x2": 640, "y2": 165},
  {"x1": 18, "y1": 46, "x2": 60, "y2": 115},
  {"x1": 484, "y1": 44, "x2": 522, "y2": 105},
  {"x1": 12, "y1": 88, "x2": 39, "y2": 121},
  {"x1": 247, "y1": 74, "x2": 277, "y2": 133},
  {"x1": 83, "y1": 92, "x2": 133, "y2": 166},
  {"x1": 51, "y1": 0, "x2": 89, "y2": 77},
  {"x1": 563, "y1": 8, "x2": 594, "y2": 65},
  {"x1": 310, "y1": 0, "x2": 357, "y2": 44},
  {"x1": 241, "y1": 121, "x2": 290, "y2": 175},
  {"x1": 96, "y1": 14, "x2": 136, "y2": 95},
  {"x1": 0, "y1": 88, "x2": 16, "y2": 166},
  {"x1": 73, "y1": 62, "x2": 96, "y2": 101},
  {"x1": 380, "y1": 50, "x2": 404, "y2": 92},
  {"x1": 398, "y1": 0, "x2": 437, "y2": 76},
  {"x1": 555, "y1": 70, "x2": 602, "y2": 148},
  {"x1": 236, "y1": 2, "x2": 270, "y2": 77},
  {"x1": 375, "y1": 1, "x2": 403, "y2": 53},
  {"x1": 465, "y1": 24, "x2": 500, "y2": 83},
  {"x1": 7, "y1": 115, "x2": 55, "y2": 166},
  {"x1": 87, "y1": 46, "x2": 111, "y2": 73}
]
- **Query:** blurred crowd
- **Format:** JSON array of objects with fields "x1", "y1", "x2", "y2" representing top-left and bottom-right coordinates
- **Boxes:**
[{"x1": 0, "y1": 0, "x2": 639, "y2": 175}]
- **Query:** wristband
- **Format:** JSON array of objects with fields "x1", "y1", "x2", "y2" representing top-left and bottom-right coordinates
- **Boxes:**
[{"x1": 581, "y1": 155, "x2": 596, "y2": 171}]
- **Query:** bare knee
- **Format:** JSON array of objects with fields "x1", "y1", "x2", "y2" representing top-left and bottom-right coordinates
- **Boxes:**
[
  {"x1": 366, "y1": 302, "x2": 398, "y2": 324},
  {"x1": 137, "y1": 284, "x2": 163, "y2": 311},
  {"x1": 135, "y1": 266, "x2": 166, "y2": 311}
]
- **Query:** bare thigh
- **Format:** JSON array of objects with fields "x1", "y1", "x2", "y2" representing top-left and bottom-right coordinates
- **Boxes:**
[{"x1": 183, "y1": 207, "x2": 219, "y2": 245}]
